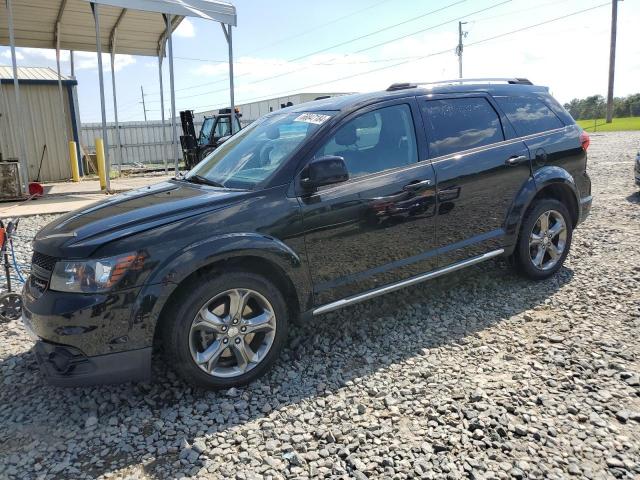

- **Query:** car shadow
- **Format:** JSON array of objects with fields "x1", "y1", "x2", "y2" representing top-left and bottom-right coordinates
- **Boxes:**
[
  {"x1": 626, "y1": 191, "x2": 639, "y2": 204},
  {"x1": 0, "y1": 259, "x2": 574, "y2": 478}
]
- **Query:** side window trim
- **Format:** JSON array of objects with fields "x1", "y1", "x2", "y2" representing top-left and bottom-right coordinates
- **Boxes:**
[
  {"x1": 419, "y1": 94, "x2": 507, "y2": 159},
  {"x1": 294, "y1": 98, "x2": 424, "y2": 193},
  {"x1": 535, "y1": 93, "x2": 570, "y2": 126},
  {"x1": 492, "y1": 94, "x2": 565, "y2": 138}
]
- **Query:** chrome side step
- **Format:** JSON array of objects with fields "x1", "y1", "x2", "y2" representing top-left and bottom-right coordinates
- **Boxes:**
[{"x1": 312, "y1": 249, "x2": 504, "y2": 316}]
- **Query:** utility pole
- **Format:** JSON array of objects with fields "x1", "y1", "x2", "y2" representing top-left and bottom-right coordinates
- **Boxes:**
[
  {"x1": 456, "y1": 21, "x2": 468, "y2": 79},
  {"x1": 606, "y1": 0, "x2": 620, "y2": 123},
  {"x1": 140, "y1": 85, "x2": 148, "y2": 121}
]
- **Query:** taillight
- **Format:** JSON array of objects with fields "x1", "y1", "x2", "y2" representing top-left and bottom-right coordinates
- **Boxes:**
[{"x1": 580, "y1": 131, "x2": 590, "y2": 151}]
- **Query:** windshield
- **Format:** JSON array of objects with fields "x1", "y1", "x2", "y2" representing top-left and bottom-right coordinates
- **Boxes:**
[
  {"x1": 215, "y1": 117, "x2": 231, "y2": 138},
  {"x1": 186, "y1": 111, "x2": 335, "y2": 189},
  {"x1": 198, "y1": 117, "x2": 214, "y2": 146}
]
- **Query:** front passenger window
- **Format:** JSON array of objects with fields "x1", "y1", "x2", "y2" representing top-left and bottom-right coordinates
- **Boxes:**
[{"x1": 316, "y1": 104, "x2": 418, "y2": 178}]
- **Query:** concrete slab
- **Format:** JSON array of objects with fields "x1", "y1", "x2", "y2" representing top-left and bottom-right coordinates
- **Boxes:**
[
  {"x1": 0, "y1": 194, "x2": 107, "y2": 217},
  {"x1": 0, "y1": 174, "x2": 173, "y2": 217},
  {"x1": 42, "y1": 174, "x2": 173, "y2": 196}
]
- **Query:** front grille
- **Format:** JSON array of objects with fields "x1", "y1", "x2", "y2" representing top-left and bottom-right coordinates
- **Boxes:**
[{"x1": 32, "y1": 251, "x2": 58, "y2": 272}]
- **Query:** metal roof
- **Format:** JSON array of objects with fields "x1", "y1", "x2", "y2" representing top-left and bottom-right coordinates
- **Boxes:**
[
  {"x1": 0, "y1": 0, "x2": 236, "y2": 57},
  {"x1": 0, "y1": 65, "x2": 73, "y2": 81},
  {"x1": 90, "y1": 0, "x2": 236, "y2": 25}
]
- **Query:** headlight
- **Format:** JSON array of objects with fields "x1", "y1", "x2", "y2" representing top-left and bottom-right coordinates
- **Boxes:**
[{"x1": 50, "y1": 253, "x2": 143, "y2": 293}]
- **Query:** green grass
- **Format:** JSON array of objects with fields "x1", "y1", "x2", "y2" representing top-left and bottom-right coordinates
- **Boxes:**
[{"x1": 577, "y1": 117, "x2": 640, "y2": 132}]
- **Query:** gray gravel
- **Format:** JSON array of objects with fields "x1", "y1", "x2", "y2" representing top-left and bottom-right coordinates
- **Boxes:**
[{"x1": 1, "y1": 131, "x2": 639, "y2": 479}]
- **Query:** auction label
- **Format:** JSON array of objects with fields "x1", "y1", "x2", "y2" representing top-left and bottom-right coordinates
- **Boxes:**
[{"x1": 294, "y1": 113, "x2": 331, "y2": 125}]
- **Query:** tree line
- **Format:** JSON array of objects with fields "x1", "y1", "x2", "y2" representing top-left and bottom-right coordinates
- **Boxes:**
[{"x1": 563, "y1": 94, "x2": 640, "y2": 120}]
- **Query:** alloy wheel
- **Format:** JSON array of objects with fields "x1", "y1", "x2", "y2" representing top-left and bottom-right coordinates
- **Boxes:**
[
  {"x1": 189, "y1": 288, "x2": 277, "y2": 378},
  {"x1": 528, "y1": 209, "x2": 567, "y2": 271}
]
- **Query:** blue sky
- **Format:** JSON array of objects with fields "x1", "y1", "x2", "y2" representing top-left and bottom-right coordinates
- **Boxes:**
[{"x1": 2, "y1": 0, "x2": 638, "y2": 123}]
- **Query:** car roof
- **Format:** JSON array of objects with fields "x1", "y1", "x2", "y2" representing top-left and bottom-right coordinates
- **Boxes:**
[{"x1": 285, "y1": 82, "x2": 550, "y2": 114}]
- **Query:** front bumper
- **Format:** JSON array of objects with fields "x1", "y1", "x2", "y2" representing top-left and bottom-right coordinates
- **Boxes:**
[
  {"x1": 22, "y1": 276, "x2": 155, "y2": 386},
  {"x1": 32, "y1": 339, "x2": 151, "y2": 387}
]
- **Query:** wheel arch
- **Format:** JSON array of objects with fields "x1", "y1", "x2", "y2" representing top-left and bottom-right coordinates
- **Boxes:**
[
  {"x1": 139, "y1": 233, "x2": 311, "y2": 351},
  {"x1": 504, "y1": 167, "x2": 580, "y2": 255}
]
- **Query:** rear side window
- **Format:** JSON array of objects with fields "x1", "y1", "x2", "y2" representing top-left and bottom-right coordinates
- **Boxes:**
[
  {"x1": 494, "y1": 96, "x2": 564, "y2": 136},
  {"x1": 421, "y1": 98, "x2": 504, "y2": 157}
]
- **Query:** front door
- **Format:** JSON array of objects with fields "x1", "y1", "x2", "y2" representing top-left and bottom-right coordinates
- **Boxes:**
[
  {"x1": 418, "y1": 94, "x2": 532, "y2": 266},
  {"x1": 298, "y1": 100, "x2": 438, "y2": 306}
]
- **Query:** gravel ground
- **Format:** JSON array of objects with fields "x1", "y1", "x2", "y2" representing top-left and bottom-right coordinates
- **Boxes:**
[{"x1": 1, "y1": 131, "x2": 639, "y2": 480}]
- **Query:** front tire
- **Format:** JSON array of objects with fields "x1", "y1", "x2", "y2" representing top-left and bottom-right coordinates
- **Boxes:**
[
  {"x1": 163, "y1": 270, "x2": 289, "y2": 389},
  {"x1": 514, "y1": 198, "x2": 573, "y2": 280}
]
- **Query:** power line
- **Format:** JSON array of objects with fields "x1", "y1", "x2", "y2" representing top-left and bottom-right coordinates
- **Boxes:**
[
  {"x1": 148, "y1": 4, "x2": 403, "y2": 95},
  {"x1": 137, "y1": 1, "x2": 610, "y2": 117},
  {"x1": 187, "y1": 2, "x2": 610, "y2": 113},
  {"x1": 462, "y1": 2, "x2": 608, "y2": 48},
  {"x1": 470, "y1": 0, "x2": 570, "y2": 22},
  {"x1": 286, "y1": 0, "x2": 467, "y2": 63},
  {"x1": 145, "y1": 0, "x2": 467, "y2": 97},
  {"x1": 169, "y1": 0, "x2": 563, "y2": 70},
  {"x1": 151, "y1": 0, "x2": 508, "y2": 103},
  {"x1": 173, "y1": 55, "x2": 419, "y2": 66},
  {"x1": 240, "y1": 0, "x2": 395, "y2": 57},
  {"x1": 348, "y1": 0, "x2": 508, "y2": 56}
]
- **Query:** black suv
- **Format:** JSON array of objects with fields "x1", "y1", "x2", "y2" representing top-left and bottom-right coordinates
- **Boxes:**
[{"x1": 23, "y1": 78, "x2": 592, "y2": 389}]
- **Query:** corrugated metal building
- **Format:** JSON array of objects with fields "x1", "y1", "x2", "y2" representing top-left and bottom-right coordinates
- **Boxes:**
[
  {"x1": 0, "y1": 66, "x2": 80, "y2": 182},
  {"x1": 80, "y1": 120, "x2": 172, "y2": 167},
  {"x1": 198, "y1": 92, "x2": 350, "y2": 126},
  {"x1": 77, "y1": 92, "x2": 350, "y2": 167}
]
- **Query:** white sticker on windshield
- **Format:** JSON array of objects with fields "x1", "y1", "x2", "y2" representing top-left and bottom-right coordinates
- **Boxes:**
[{"x1": 294, "y1": 113, "x2": 331, "y2": 125}]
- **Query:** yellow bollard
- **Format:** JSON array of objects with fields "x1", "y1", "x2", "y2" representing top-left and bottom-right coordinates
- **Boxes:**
[
  {"x1": 68, "y1": 141, "x2": 80, "y2": 182},
  {"x1": 95, "y1": 138, "x2": 107, "y2": 191}
]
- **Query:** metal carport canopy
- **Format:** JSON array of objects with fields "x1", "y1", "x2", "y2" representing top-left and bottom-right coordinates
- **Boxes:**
[
  {"x1": 1, "y1": 0, "x2": 236, "y2": 193},
  {"x1": 0, "y1": 0, "x2": 236, "y2": 55}
]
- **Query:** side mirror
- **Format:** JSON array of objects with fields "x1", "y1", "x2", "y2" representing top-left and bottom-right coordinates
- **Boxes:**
[{"x1": 301, "y1": 156, "x2": 349, "y2": 189}]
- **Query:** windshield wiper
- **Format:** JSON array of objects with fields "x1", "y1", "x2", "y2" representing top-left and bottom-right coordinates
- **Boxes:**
[{"x1": 185, "y1": 174, "x2": 225, "y2": 188}]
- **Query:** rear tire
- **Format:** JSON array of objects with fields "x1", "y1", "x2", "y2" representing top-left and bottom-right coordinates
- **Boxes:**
[
  {"x1": 163, "y1": 270, "x2": 289, "y2": 389},
  {"x1": 514, "y1": 198, "x2": 573, "y2": 280}
]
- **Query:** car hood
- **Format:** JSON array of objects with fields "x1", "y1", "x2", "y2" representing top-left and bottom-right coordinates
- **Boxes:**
[{"x1": 34, "y1": 180, "x2": 248, "y2": 258}]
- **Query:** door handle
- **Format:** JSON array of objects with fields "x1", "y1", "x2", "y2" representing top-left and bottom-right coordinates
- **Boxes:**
[
  {"x1": 505, "y1": 155, "x2": 529, "y2": 166},
  {"x1": 403, "y1": 179, "x2": 432, "y2": 191}
]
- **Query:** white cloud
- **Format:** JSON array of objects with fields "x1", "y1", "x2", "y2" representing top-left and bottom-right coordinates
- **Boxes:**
[
  {"x1": 19, "y1": 47, "x2": 64, "y2": 61},
  {"x1": 2, "y1": 47, "x2": 136, "y2": 72},
  {"x1": 72, "y1": 51, "x2": 136, "y2": 72},
  {"x1": 169, "y1": 1, "x2": 640, "y2": 112},
  {"x1": 174, "y1": 18, "x2": 195, "y2": 38},
  {"x1": 0, "y1": 50, "x2": 24, "y2": 61}
]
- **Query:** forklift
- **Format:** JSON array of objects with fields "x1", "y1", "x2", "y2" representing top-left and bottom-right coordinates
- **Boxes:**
[{"x1": 179, "y1": 108, "x2": 242, "y2": 170}]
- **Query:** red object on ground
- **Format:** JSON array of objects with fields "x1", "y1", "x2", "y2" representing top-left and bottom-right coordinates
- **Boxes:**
[{"x1": 28, "y1": 182, "x2": 44, "y2": 197}]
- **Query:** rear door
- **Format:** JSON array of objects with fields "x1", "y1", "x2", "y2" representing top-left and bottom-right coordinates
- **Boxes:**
[
  {"x1": 297, "y1": 99, "x2": 438, "y2": 306},
  {"x1": 492, "y1": 94, "x2": 586, "y2": 188},
  {"x1": 418, "y1": 94, "x2": 531, "y2": 265}
]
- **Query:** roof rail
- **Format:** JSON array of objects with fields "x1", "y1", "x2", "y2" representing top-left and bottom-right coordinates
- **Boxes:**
[
  {"x1": 386, "y1": 77, "x2": 533, "y2": 91},
  {"x1": 387, "y1": 82, "x2": 418, "y2": 91}
]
